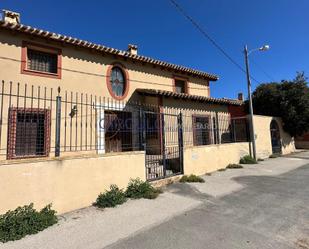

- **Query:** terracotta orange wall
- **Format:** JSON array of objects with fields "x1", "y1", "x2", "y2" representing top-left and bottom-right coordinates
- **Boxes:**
[
  {"x1": 228, "y1": 105, "x2": 247, "y2": 118},
  {"x1": 228, "y1": 105, "x2": 246, "y2": 117},
  {"x1": 295, "y1": 132, "x2": 309, "y2": 149},
  {"x1": 298, "y1": 132, "x2": 309, "y2": 141}
]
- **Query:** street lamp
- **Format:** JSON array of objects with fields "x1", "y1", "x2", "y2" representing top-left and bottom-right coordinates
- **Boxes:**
[{"x1": 244, "y1": 44, "x2": 270, "y2": 160}]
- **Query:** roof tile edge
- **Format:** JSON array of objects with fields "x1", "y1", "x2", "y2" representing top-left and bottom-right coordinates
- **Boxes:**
[{"x1": 0, "y1": 20, "x2": 218, "y2": 81}]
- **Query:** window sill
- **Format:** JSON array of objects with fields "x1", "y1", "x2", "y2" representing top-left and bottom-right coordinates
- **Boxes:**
[
  {"x1": 7, "y1": 154, "x2": 49, "y2": 160},
  {"x1": 21, "y1": 69, "x2": 61, "y2": 79}
]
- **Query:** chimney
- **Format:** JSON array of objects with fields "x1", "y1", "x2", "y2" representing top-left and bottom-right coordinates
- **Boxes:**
[
  {"x1": 238, "y1": 92, "x2": 244, "y2": 101},
  {"x1": 127, "y1": 44, "x2": 138, "y2": 55},
  {"x1": 2, "y1": 9, "x2": 20, "y2": 24}
]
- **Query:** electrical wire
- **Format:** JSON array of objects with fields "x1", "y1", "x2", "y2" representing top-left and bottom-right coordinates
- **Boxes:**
[
  {"x1": 250, "y1": 59, "x2": 275, "y2": 82},
  {"x1": 169, "y1": 0, "x2": 262, "y2": 84}
]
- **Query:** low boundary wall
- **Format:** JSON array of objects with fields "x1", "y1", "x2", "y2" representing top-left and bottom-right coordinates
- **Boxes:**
[
  {"x1": 184, "y1": 142, "x2": 250, "y2": 176},
  {"x1": 0, "y1": 151, "x2": 145, "y2": 215}
]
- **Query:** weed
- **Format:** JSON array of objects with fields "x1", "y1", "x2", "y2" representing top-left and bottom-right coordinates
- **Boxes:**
[
  {"x1": 126, "y1": 178, "x2": 162, "y2": 199},
  {"x1": 226, "y1": 164, "x2": 243, "y2": 169},
  {"x1": 239, "y1": 155, "x2": 257, "y2": 164},
  {"x1": 94, "y1": 185, "x2": 127, "y2": 208},
  {"x1": 0, "y1": 204, "x2": 57, "y2": 243},
  {"x1": 180, "y1": 174, "x2": 205, "y2": 183}
]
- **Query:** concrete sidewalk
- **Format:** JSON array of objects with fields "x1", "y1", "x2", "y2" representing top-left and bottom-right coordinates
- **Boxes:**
[
  {"x1": 0, "y1": 191, "x2": 201, "y2": 249},
  {"x1": 188, "y1": 152, "x2": 309, "y2": 198},
  {"x1": 1, "y1": 151, "x2": 308, "y2": 249}
]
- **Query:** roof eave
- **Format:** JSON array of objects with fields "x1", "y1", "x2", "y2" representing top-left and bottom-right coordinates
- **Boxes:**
[
  {"x1": 136, "y1": 89, "x2": 243, "y2": 106},
  {"x1": 0, "y1": 21, "x2": 219, "y2": 81}
]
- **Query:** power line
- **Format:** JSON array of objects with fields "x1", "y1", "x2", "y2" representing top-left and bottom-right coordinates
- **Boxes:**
[
  {"x1": 0, "y1": 56, "x2": 209, "y2": 92},
  {"x1": 250, "y1": 59, "x2": 275, "y2": 82},
  {"x1": 169, "y1": 0, "x2": 261, "y2": 84}
]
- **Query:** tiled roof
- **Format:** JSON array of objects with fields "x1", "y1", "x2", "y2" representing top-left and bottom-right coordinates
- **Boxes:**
[
  {"x1": 137, "y1": 89, "x2": 243, "y2": 106},
  {"x1": 0, "y1": 21, "x2": 219, "y2": 81}
]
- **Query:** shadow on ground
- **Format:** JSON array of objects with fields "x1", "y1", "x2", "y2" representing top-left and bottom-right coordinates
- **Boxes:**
[{"x1": 106, "y1": 164, "x2": 309, "y2": 249}]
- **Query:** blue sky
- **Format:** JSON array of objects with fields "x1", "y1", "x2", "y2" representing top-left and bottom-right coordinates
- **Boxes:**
[{"x1": 1, "y1": 0, "x2": 308, "y2": 98}]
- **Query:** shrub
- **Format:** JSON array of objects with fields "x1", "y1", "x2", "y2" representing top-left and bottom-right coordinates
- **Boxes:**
[
  {"x1": 125, "y1": 178, "x2": 162, "y2": 200},
  {"x1": 94, "y1": 185, "x2": 127, "y2": 208},
  {"x1": 180, "y1": 174, "x2": 205, "y2": 183},
  {"x1": 226, "y1": 164, "x2": 243, "y2": 169},
  {"x1": 239, "y1": 155, "x2": 257, "y2": 164},
  {"x1": 269, "y1": 154, "x2": 279, "y2": 158},
  {"x1": 0, "y1": 203, "x2": 57, "y2": 243}
]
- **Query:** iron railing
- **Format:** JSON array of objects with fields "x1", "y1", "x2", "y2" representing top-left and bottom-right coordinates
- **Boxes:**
[{"x1": 0, "y1": 80, "x2": 249, "y2": 161}]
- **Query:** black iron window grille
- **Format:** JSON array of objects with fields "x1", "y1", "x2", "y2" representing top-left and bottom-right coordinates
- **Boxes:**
[
  {"x1": 27, "y1": 49, "x2": 58, "y2": 74},
  {"x1": 7, "y1": 108, "x2": 51, "y2": 159}
]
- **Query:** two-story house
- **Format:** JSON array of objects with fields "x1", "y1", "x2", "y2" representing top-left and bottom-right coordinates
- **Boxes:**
[{"x1": 0, "y1": 10, "x2": 255, "y2": 214}]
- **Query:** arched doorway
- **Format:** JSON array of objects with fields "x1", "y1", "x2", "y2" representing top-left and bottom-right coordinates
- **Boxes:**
[{"x1": 270, "y1": 120, "x2": 282, "y2": 154}]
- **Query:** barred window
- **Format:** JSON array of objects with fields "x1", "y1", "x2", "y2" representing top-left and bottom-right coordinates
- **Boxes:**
[
  {"x1": 193, "y1": 116, "x2": 211, "y2": 146},
  {"x1": 27, "y1": 49, "x2": 58, "y2": 74},
  {"x1": 7, "y1": 108, "x2": 50, "y2": 159},
  {"x1": 21, "y1": 41, "x2": 61, "y2": 79}
]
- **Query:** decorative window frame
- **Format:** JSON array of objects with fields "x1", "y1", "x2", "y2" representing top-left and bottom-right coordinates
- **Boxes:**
[
  {"x1": 173, "y1": 76, "x2": 189, "y2": 94},
  {"x1": 21, "y1": 41, "x2": 62, "y2": 79},
  {"x1": 106, "y1": 63, "x2": 130, "y2": 100},
  {"x1": 192, "y1": 114, "x2": 212, "y2": 146},
  {"x1": 7, "y1": 107, "x2": 51, "y2": 160}
]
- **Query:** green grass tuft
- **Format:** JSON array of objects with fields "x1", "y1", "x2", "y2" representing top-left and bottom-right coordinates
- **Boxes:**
[
  {"x1": 269, "y1": 154, "x2": 279, "y2": 158},
  {"x1": 239, "y1": 155, "x2": 257, "y2": 164},
  {"x1": 180, "y1": 174, "x2": 205, "y2": 183},
  {"x1": 226, "y1": 164, "x2": 243, "y2": 169}
]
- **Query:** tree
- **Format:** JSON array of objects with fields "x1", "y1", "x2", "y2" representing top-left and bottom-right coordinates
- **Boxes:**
[{"x1": 250, "y1": 72, "x2": 309, "y2": 136}]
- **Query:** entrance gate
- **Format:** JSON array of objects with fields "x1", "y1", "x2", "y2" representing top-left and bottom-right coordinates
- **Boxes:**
[
  {"x1": 270, "y1": 120, "x2": 282, "y2": 154},
  {"x1": 141, "y1": 111, "x2": 183, "y2": 181}
]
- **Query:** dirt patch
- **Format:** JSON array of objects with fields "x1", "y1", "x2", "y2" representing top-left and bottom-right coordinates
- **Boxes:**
[{"x1": 296, "y1": 238, "x2": 309, "y2": 249}]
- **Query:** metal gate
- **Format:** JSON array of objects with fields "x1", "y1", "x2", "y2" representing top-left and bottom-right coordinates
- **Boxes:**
[
  {"x1": 141, "y1": 111, "x2": 183, "y2": 181},
  {"x1": 270, "y1": 120, "x2": 282, "y2": 154}
]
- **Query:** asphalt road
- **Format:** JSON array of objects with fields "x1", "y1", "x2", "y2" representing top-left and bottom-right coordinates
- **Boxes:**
[{"x1": 106, "y1": 156, "x2": 309, "y2": 249}]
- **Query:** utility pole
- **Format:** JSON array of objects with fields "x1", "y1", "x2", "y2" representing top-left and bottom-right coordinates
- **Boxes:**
[{"x1": 244, "y1": 45, "x2": 257, "y2": 159}]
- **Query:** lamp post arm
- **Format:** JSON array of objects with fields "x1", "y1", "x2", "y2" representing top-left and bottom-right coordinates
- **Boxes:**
[{"x1": 248, "y1": 47, "x2": 260, "y2": 55}]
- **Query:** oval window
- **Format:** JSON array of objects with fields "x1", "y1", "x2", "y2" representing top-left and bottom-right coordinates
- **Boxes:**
[{"x1": 110, "y1": 66, "x2": 126, "y2": 97}]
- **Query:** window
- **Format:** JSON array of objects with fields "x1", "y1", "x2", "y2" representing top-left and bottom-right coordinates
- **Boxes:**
[
  {"x1": 107, "y1": 64, "x2": 129, "y2": 100},
  {"x1": 193, "y1": 115, "x2": 211, "y2": 146},
  {"x1": 21, "y1": 41, "x2": 62, "y2": 79},
  {"x1": 173, "y1": 78, "x2": 188, "y2": 94},
  {"x1": 7, "y1": 108, "x2": 51, "y2": 159},
  {"x1": 27, "y1": 49, "x2": 57, "y2": 74},
  {"x1": 104, "y1": 110, "x2": 132, "y2": 152},
  {"x1": 110, "y1": 67, "x2": 125, "y2": 96}
]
